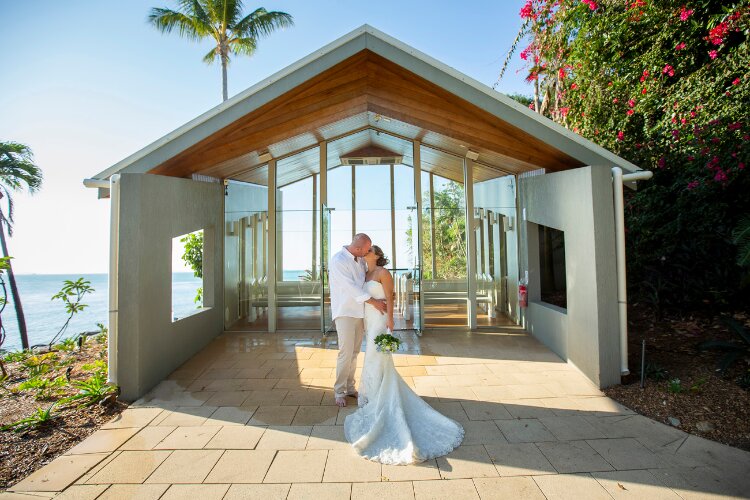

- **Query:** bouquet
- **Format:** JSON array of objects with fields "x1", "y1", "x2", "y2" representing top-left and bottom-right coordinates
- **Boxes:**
[{"x1": 374, "y1": 332, "x2": 402, "y2": 353}]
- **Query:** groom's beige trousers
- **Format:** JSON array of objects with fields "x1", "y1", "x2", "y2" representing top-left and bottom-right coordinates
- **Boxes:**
[{"x1": 334, "y1": 316, "x2": 365, "y2": 398}]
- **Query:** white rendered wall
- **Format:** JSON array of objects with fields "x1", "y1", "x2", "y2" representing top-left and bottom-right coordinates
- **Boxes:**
[
  {"x1": 114, "y1": 173, "x2": 224, "y2": 401},
  {"x1": 520, "y1": 166, "x2": 620, "y2": 388}
]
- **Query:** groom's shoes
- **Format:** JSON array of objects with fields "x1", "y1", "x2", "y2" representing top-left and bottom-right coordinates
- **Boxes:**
[
  {"x1": 347, "y1": 391, "x2": 358, "y2": 399},
  {"x1": 335, "y1": 396, "x2": 347, "y2": 407}
]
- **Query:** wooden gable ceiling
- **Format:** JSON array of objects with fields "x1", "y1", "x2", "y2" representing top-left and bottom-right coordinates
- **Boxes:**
[{"x1": 149, "y1": 50, "x2": 583, "y2": 179}]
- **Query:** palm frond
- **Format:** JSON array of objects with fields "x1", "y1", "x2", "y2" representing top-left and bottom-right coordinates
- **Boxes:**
[
  {"x1": 148, "y1": 7, "x2": 209, "y2": 40},
  {"x1": 732, "y1": 216, "x2": 750, "y2": 268},
  {"x1": 229, "y1": 36, "x2": 257, "y2": 57},
  {"x1": 202, "y1": 46, "x2": 219, "y2": 64},
  {"x1": 233, "y1": 8, "x2": 294, "y2": 39}
]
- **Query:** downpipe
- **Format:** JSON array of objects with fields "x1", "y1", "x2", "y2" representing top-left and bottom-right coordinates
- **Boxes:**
[
  {"x1": 108, "y1": 175, "x2": 121, "y2": 386},
  {"x1": 612, "y1": 167, "x2": 653, "y2": 376}
]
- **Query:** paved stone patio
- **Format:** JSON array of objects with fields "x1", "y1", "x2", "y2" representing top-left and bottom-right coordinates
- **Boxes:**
[{"x1": 4, "y1": 329, "x2": 750, "y2": 499}]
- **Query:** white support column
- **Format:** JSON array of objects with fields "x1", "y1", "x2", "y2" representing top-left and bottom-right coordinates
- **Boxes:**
[
  {"x1": 319, "y1": 142, "x2": 328, "y2": 333},
  {"x1": 268, "y1": 159, "x2": 277, "y2": 333},
  {"x1": 351, "y1": 165, "x2": 356, "y2": 238},
  {"x1": 429, "y1": 173, "x2": 437, "y2": 279},
  {"x1": 464, "y1": 158, "x2": 477, "y2": 330},
  {"x1": 312, "y1": 173, "x2": 318, "y2": 280},
  {"x1": 413, "y1": 141, "x2": 424, "y2": 332},
  {"x1": 390, "y1": 164, "x2": 397, "y2": 271}
]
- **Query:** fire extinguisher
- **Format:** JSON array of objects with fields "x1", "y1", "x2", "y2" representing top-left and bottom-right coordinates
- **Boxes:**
[{"x1": 518, "y1": 282, "x2": 528, "y2": 308}]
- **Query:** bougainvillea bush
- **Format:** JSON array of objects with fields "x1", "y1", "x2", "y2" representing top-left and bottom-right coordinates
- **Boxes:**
[{"x1": 516, "y1": 0, "x2": 750, "y2": 309}]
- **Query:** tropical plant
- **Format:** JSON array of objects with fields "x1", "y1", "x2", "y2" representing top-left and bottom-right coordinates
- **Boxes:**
[
  {"x1": 48, "y1": 278, "x2": 94, "y2": 348},
  {"x1": 54, "y1": 337, "x2": 77, "y2": 352},
  {"x1": 148, "y1": 0, "x2": 294, "y2": 101},
  {"x1": 503, "y1": 1, "x2": 750, "y2": 309},
  {"x1": 17, "y1": 376, "x2": 67, "y2": 400},
  {"x1": 0, "y1": 256, "x2": 10, "y2": 378},
  {"x1": 62, "y1": 371, "x2": 117, "y2": 408},
  {"x1": 0, "y1": 141, "x2": 43, "y2": 349},
  {"x1": 179, "y1": 230, "x2": 205, "y2": 305},
  {"x1": 1, "y1": 403, "x2": 58, "y2": 433},
  {"x1": 22, "y1": 353, "x2": 58, "y2": 378},
  {"x1": 667, "y1": 378, "x2": 683, "y2": 393},
  {"x1": 733, "y1": 215, "x2": 750, "y2": 268},
  {"x1": 698, "y1": 316, "x2": 750, "y2": 374}
]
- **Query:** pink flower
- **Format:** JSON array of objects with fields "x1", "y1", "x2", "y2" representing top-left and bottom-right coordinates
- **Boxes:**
[
  {"x1": 528, "y1": 103, "x2": 535, "y2": 110},
  {"x1": 690, "y1": 111, "x2": 697, "y2": 118},
  {"x1": 626, "y1": 109, "x2": 634, "y2": 115},
  {"x1": 714, "y1": 169, "x2": 728, "y2": 182},
  {"x1": 728, "y1": 122, "x2": 742, "y2": 131},
  {"x1": 628, "y1": 99, "x2": 636, "y2": 107},
  {"x1": 613, "y1": 98, "x2": 619, "y2": 103},
  {"x1": 617, "y1": 131, "x2": 624, "y2": 141},
  {"x1": 640, "y1": 70, "x2": 649, "y2": 82},
  {"x1": 675, "y1": 42, "x2": 686, "y2": 51},
  {"x1": 709, "y1": 50, "x2": 718, "y2": 59},
  {"x1": 560, "y1": 107, "x2": 570, "y2": 116},
  {"x1": 708, "y1": 22, "x2": 729, "y2": 45},
  {"x1": 739, "y1": 162, "x2": 745, "y2": 170},
  {"x1": 662, "y1": 65, "x2": 675, "y2": 76},
  {"x1": 687, "y1": 180, "x2": 700, "y2": 190},
  {"x1": 641, "y1": 87, "x2": 648, "y2": 95},
  {"x1": 571, "y1": 83, "x2": 578, "y2": 90},
  {"x1": 732, "y1": 78, "x2": 741, "y2": 85},
  {"x1": 658, "y1": 157, "x2": 666, "y2": 168},
  {"x1": 679, "y1": 6, "x2": 693, "y2": 21},
  {"x1": 582, "y1": 0, "x2": 598, "y2": 10},
  {"x1": 520, "y1": 0, "x2": 534, "y2": 19}
]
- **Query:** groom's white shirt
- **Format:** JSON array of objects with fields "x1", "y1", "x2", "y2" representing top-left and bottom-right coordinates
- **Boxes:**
[{"x1": 329, "y1": 246, "x2": 370, "y2": 321}]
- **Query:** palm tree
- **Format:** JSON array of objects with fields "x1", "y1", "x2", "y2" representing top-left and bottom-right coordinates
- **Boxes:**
[
  {"x1": 0, "y1": 141, "x2": 43, "y2": 350},
  {"x1": 148, "y1": 1, "x2": 294, "y2": 101}
]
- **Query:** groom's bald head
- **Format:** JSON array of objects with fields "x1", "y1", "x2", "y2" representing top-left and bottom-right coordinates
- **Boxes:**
[{"x1": 348, "y1": 233, "x2": 372, "y2": 257}]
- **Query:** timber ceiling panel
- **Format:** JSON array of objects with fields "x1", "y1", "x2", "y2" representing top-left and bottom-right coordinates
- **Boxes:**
[{"x1": 149, "y1": 51, "x2": 583, "y2": 180}]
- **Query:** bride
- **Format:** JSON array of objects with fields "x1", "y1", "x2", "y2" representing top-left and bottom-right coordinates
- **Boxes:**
[{"x1": 344, "y1": 245, "x2": 464, "y2": 465}]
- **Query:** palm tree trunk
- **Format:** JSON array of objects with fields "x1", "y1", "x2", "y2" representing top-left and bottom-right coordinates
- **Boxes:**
[
  {"x1": 221, "y1": 54, "x2": 228, "y2": 101},
  {"x1": 0, "y1": 221, "x2": 29, "y2": 350}
]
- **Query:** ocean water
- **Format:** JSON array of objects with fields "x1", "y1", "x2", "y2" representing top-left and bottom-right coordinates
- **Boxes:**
[{"x1": 0, "y1": 273, "x2": 202, "y2": 352}]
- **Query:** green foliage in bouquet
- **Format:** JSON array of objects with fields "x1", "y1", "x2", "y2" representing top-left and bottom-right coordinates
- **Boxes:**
[{"x1": 374, "y1": 333, "x2": 402, "y2": 353}]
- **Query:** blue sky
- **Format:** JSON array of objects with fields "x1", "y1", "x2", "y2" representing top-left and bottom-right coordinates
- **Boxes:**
[{"x1": 0, "y1": 0, "x2": 531, "y2": 274}]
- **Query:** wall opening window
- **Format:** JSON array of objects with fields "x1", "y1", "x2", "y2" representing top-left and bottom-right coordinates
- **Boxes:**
[
  {"x1": 172, "y1": 229, "x2": 205, "y2": 321},
  {"x1": 538, "y1": 224, "x2": 567, "y2": 309}
]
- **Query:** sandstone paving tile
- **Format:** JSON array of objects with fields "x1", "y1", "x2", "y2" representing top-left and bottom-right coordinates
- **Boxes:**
[
  {"x1": 87, "y1": 450, "x2": 172, "y2": 484},
  {"x1": 101, "y1": 408, "x2": 163, "y2": 429},
  {"x1": 96, "y1": 484, "x2": 170, "y2": 500},
  {"x1": 51, "y1": 484, "x2": 108, "y2": 500},
  {"x1": 323, "y1": 448, "x2": 382, "y2": 482},
  {"x1": 75, "y1": 451, "x2": 122, "y2": 484},
  {"x1": 203, "y1": 449, "x2": 276, "y2": 483},
  {"x1": 536, "y1": 441, "x2": 614, "y2": 474},
  {"x1": 471, "y1": 385, "x2": 516, "y2": 402},
  {"x1": 292, "y1": 405, "x2": 339, "y2": 425},
  {"x1": 352, "y1": 481, "x2": 415, "y2": 500},
  {"x1": 160, "y1": 484, "x2": 230, "y2": 500},
  {"x1": 484, "y1": 443, "x2": 556, "y2": 476},
  {"x1": 281, "y1": 389, "x2": 326, "y2": 406},
  {"x1": 502, "y1": 399, "x2": 556, "y2": 419},
  {"x1": 412, "y1": 478, "x2": 479, "y2": 499},
  {"x1": 247, "y1": 405, "x2": 298, "y2": 425},
  {"x1": 473, "y1": 477, "x2": 546, "y2": 500},
  {"x1": 255, "y1": 425, "x2": 312, "y2": 450},
  {"x1": 539, "y1": 416, "x2": 607, "y2": 441},
  {"x1": 381, "y1": 460, "x2": 441, "y2": 481},
  {"x1": 434, "y1": 386, "x2": 478, "y2": 401},
  {"x1": 436, "y1": 444, "x2": 499, "y2": 479},
  {"x1": 235, "y1": 367, "x2": 272, "y2": 378},
  {"x1": 532, "y1": 472, "x2": 612, "y2": 500},
  {"x1": 306, "y1": 425, "x2": 351, "y2": 450},
  {"x1": 461, "y1": 402, "x2": 512, "y2": 421},
  {"x1": 153, "y1": 426, "x2": 221, "y2": 449},
  {"x1": 494, "y1": 419, "x2": 555, "y2": 443},
  {"x1": 203, "y1": 425, "x2": 266, "y2": 449},
  {"x1": 648, "y1": 467, "x2": 748, "y2": 500},
  {"x1": 0, "y1": 492, "x2": 57, "y2": 499},
  {"x1": 591, "y1": 470, "x2": 681, "y2": 499},
  {"x1": 336, "y1": 406, "x2": 357, "y2": 425},
  {"x1": 144, "y1": 449, "x2": 224, "y2": 483},
  {"x1": 118, "y1": 426, "x2": 176, "y2": 451},
  {"x1": 573, "y1": 397, "x2": 634, "y2": 416},
  {"x1": 670, "y1": 434, "x2": 750, "y2": 480},
  {"x1": 586, "y1": 438, "x2": 663, "y2": 470},
  {"x1": 223, "y1": 484, "x2": 291, "y2": 500},
  {"x1": 263, "y1": 450, "x2": 328, "y2": 483},
  {"x1": 538, "y1": 397, "x2": 589, "y2": 416},
  {"x1": 202, "y1": 405, "x2": 256, "y2": 426},
  {"x1": 153, "y1": 406, "x2": 218, "y2": 427},
  {"x1": 407, "y1": 355, "x2": 436, "y2": 365},
  {"x1": 242, "y1": 390, "x2": 288, "y2": 406},
  {"x1": 543, "y1": 380, "x2": 604, "y2": 397},
  {"x1": 9, "y1": 453, "x2": 108, "y2": 492},
  {"x1": 235, "y1": 378, "x2": 280, "y2": 391},
  {"x1": 428, "y1": 402, "x2": 469, "y2": 422},
  {"x1": 203, "y1": 390, "x2": 250, "y2": 407},
  {"x1": 287, "y1": 482, "x2": 352, "y2": 500},
  {"x1": 582, "y1": 415, "x2": 643, "y2": 439},
  {"x1": 274, "y1": 378, "x2": 310, "y2": 390},
  {"x1": 608, "y1": 415, "x2": 688, "y2": 450},
  {"x1": 66, "y1": 428, "x2": 140, "y2": 455},
  {"x1": 461, "y1": 420, "x2": 508, "y2": 446}
]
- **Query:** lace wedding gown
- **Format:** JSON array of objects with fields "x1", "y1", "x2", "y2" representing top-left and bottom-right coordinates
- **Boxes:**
[{"x1": 344, "y1": 280, "x2": 464, "y2": 465}]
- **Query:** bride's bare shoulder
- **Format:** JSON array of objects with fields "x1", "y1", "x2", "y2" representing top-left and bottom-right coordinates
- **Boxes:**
[{"x1": 376, "y1": 267, "x2": 393, "y2": 281}]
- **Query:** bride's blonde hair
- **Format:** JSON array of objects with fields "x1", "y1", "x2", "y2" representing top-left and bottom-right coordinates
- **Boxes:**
[{"x1": 371, "y1": 245, "x2": 390, "y2": 267}]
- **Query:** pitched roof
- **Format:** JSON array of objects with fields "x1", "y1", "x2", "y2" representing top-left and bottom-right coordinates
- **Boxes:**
[{"x1": 88, "y1": 25, "x2": 641, "y2": 183}]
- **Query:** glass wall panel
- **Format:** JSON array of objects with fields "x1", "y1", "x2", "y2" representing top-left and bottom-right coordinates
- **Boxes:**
[
  {"x1": 420, "y1": 146, "x2": 468, "y2": 328},
  {"x1": 275, "y1": 148, "x2": 322, "y2": 330},
  {"x1": 224, "y1": 179, "x2": 269, "y2": 331},
  {"x1": 473, "y1": 163, "x2": 519, "y2": 325}
]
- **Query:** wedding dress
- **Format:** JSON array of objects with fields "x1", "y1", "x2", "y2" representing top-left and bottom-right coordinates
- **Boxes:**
[{"x1": 344, "y1": 280, "x2": 464, "y2": 465}]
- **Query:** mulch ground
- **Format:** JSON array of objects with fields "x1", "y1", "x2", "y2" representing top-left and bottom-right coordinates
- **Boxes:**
[
  {"x1": 605, "y1": 304, "x2": 750, "y2": 451},
  {"x1": 0, "y1": 338, "x2": 126, "y2": 490}
]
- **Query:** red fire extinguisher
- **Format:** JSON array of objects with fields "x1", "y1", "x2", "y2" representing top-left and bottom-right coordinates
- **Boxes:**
[{"x1": 518, "y1": 282, "x2": 528, "y2": 308}]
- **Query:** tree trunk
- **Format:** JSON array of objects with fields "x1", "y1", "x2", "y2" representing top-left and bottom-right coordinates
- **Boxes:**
[
  {"x1": 0, "y1": 221, "x2": 29, "y2": 350},
  {"x1": 221, "y1": 53, "x2": 228, "y2": 102}
]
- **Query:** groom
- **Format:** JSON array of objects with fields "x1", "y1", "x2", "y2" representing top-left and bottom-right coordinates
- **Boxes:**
[{"x1": 329, "y1": 233, "x2": 387, "y2": 407}]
